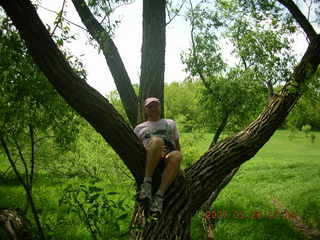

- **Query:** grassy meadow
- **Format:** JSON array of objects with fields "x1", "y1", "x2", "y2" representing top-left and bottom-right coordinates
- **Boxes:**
[{"x1": 0, "y1": 129, "x2": 319, "y2": 239}]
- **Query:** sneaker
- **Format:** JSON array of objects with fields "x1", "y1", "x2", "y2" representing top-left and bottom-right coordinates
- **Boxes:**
[
  {"x1": 138, "y1": 181, "x2": 152, "y2": 201},
  {"x1": 150, "y1": 193, "x2": 163, "y2": 214}
]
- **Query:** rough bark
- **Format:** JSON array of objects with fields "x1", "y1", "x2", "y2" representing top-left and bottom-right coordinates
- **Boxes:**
[
  {"x1": 138, "y1": 0, "x2": 166, "y2": 122},
  {"x1": 71, "y1": 0, "x2": 138, "y2": 126},
  {"x1": 1, "y1": 0, "x2": 320, "y2": 239},
  {"x1": 0, "y1": 208, "x2": 33, "y2": 240}
]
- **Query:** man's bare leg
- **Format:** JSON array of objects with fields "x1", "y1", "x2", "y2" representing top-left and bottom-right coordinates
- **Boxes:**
[
  {"x1": 139, "y1": 137, "x2": 164, "y2": 201},
  {"x1": 159, "y1": 151, "x2": 182, "y2": 193},
  {"x1": 150, "y1": 151, "x2": 182, "y2": 214},
  {"x1": 145, "y1": 137, "x2": 165, "y2": 178}
]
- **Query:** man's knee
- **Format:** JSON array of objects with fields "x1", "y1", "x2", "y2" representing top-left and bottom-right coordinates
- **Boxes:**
[
  {"x1": 165, "y1": 151, "x2": 182, "y2": 165},
  {"x1": 147, "y1": 136, "x2": 164, "y2": 150}
]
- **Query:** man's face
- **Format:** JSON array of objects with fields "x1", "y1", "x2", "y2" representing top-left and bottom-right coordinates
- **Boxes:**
[{"x1": 145, "y1": 101, "x2": 161, "y2": 119}]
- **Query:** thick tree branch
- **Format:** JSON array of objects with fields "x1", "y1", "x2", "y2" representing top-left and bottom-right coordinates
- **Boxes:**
[
  {"x1": 277, "y1": 0, "x2": 317, "y2": 42},
  {"x1": 71, "y1": 0, "x2": 138, "y2": 126},
  {"x1": 0, "y1": 0, "x2": 145, "y2": 184}
]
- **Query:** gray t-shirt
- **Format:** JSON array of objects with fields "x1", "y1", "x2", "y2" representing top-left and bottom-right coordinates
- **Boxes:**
[{"x1": 134, "y1": 119, "x2": 179, "y2": 148}]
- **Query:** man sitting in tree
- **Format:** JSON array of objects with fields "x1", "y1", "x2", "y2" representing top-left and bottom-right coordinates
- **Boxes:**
[{"x1": 134, "y1": 97, "x2": 182, "y2": 214}]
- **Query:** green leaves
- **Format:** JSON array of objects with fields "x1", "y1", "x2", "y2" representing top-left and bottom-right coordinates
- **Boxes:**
[
  {"x1": 182, "y1": 2, "x2": 226, "y2": 78},
  {"x1": 59, "y1": 181, "x2": 130, "y2": 239},
  {"x1": 181, "y1": 0, "x2": 300, "y2": 136},
  {"x1": 85, "y1": 0, "x2": 134, "y2": 37},
  {"x1": 0, "y1": 17, "x2": 81, "y2": 151}
]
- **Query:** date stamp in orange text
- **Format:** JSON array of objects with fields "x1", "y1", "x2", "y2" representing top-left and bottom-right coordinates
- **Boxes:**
[{"x1": 203, "y1": 209, "x2": 298, "y2": 221}]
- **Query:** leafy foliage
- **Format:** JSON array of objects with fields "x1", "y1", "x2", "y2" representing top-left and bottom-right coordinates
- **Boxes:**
[
  {"x1": 86, "y1": 0, "x2": 135, "y2": 36},
  {"x1": 0, "y1": 17, "x2": 85, "y2": 238},
  {"x1": 0, "y1": 17, "x2": 82, "y2": 150},
  {"x1": 182, "y1": 1, "x2": 274, "y2": 141},
  {"x1": 59, "y1": 181, "x2": 130, "y2": 239},
  {"x1": 199, "y1": 69, "x2": 266, "y2": 133},
  {"x1": 164, "y1": 80, "x2": 203, "y2": 131}
]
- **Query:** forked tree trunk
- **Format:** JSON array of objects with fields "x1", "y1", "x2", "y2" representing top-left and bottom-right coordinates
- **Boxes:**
[{"x1": 1, "y1": 0, "x2": 320, "y2": 239}]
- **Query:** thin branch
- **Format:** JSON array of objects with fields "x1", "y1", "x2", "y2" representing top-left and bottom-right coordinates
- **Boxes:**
[
  {"x1": 307, "y1": 0, "x2": 312, "y2": 20},
  {"x1": 202, "y1": 167, "x2": 240, "y2": 211},
  {"x1": 73, "y1": 192, "x2": 98, "y2": 240},
  {"x1": 50, "y1": 0, "x2": 66, "y2": 37},
  {"x1": 277, "y1": 0, "x2": 317, "y2": 42},
  {"x1": 1, "y1": 138, "x2": 28, "y2": 192},
  {"x1": 34, "y1": 135, "x2": 55, "y2": 145},
  {"x1": 189, "y1": 0, "x2": 207, "y2": 84},
  {"x1": 29, "y1": 125, "x2": 35, "y2": 190},
  {"x1": 166, "y1": 0, "x2": 187, "y2": 26},
  {"x1": 13, "y1": 137, "x2": 29, "y2": 186},
  {"x1": 105, "y1": 0, "x2": 113, "y2": 31},
  {"x1": 38, "y1": 5, "x2": 88, "y2": 32},
  {"x1": 188, "y1": 0, "x2": 223, "y2": 103},
  {"x1": 1, "y1": 164, "x2": 15, "y2": 177},
  {"x1": 99, "y1": 12, "x2": 108, "y2": 25},
  {"x1": 1, "y1": 137, "x2": 46, "y2": 240}
]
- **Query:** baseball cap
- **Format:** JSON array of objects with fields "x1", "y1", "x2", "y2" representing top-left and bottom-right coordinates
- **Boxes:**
[{"x1": 144, "y1": 97, "x2": 160, "y2": 107}]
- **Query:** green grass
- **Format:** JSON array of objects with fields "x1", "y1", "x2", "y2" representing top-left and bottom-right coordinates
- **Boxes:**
[
  {"x1": 1, "y1": 130, "x2": 319, "y2": 239},
  {"x1": 190, "y1": 130, "x2": 320, "y2": 240}
]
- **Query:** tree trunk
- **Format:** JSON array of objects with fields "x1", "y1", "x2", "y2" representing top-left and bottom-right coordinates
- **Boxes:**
[
  {"x1": 138, "y1": 0, "x2": 166, "y2": 122},
  {"x1": 2, "y1": 0, "x2": 320, "y2": 239},
  {"x1": 71, "y1": 0, "x2": 138, "y2": 126}
]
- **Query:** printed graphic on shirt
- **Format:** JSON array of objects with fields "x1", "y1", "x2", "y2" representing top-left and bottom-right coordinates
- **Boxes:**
[{"x1": 134, "y1": 119, "x2": 179, "y2": 148}]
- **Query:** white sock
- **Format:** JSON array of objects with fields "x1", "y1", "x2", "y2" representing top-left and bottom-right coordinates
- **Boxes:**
[
  {"x1": 144, "y1": 176, "x2": 152, "y2": 183},
  {"x1": 156, "y1": 189, "x2": 164, "y2": 197}
]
